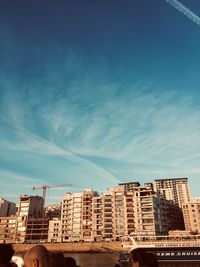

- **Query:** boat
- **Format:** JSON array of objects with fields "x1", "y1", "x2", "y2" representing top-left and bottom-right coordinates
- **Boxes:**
[{"x1": 121, "y1": 234, "x2": 200, "y2": 262}]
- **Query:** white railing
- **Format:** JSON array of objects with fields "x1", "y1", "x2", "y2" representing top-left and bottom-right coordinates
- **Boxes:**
[{"x1": 122, "y1": 234, "x2": 200, "y2": 250}]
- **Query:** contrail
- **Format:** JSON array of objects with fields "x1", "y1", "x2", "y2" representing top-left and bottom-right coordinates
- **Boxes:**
[{"x1": 166, "y1": 0, "x2": 200, "y2": 27}]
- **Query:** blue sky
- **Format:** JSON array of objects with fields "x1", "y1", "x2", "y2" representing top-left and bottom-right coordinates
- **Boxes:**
[{"x1": 1, "y1": 0, "x2": 200, "y2": 205}]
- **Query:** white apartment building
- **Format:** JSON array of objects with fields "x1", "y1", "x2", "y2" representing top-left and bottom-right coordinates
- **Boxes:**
[
  {"x1": 182, "y1": 198, "x2": 200, "y2": 233},
  {"x1": 48, "y1": 218, "x2": 61, "y2": 242},
  {"x1": 61, "y1": 189, "x2": 99, "y2": 242},
  {"x1": 61, "y1": 192, "x2": 82, "y2": 242}
]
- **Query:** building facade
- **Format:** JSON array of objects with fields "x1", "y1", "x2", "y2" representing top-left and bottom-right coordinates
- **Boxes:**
[
  {"x1": 15, "y1": 195, "x2": 44, "y2": 243},
  {"x1": 182, "y1": 198, "x2": 200, "y2": 233},
  {"x1": 154, "y1": 178, "x2": 190, "y2": 208},
  {"x1": 0, "y1": 178, "x2": 194, "y2": 244},
  {"x1": 48, "y1": 218, "x2": 61, "y2": 243},
  {"x1": 61, "y1": 189, "x2": 99, "y2": 242},
  {"x1": 102, "y1": 190, "x2": 113, "y2": 240},
  {"x1": 0, "y1": 216, "x2": 16, "y2": 243},
  {"x1": 120, "y1": 182, "x2": 161, "y2": 236},
  {"x1": 25, "y1": 218, "x2": 49, "y2": 242},
  {"x1": 92, "y1": 196, "x2": 102, "y2": 241},
  {"x1": 0, "y1": 198, "x2": 16, "y2": 217}
]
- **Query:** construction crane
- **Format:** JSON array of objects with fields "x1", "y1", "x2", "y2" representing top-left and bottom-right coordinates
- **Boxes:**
[{"x1": 32, "y1": 184, "x2": 72, "y2": 205}]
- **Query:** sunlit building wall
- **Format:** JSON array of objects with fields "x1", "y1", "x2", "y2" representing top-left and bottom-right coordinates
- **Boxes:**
[
  {"x1": 61, "y1": 192, "x2": 82, "y2": 242},
  {"x1": 61, "y1": 189, "x2": 99, "y2": 242},
  {"x1": 92, "y1": 196, "x2": 102, "y2": 241},
  {"x1": 120, "y1": 182, "x2": 161, "y2": 236},
  {"x1": 48, "y1": 218, "x2": 61, "y2": 242},
  {"x1": 0, "y1": 216, "x2": 16, "y2": 243},
  {"x1": 81, "y1": 189, "x2": 98, "y2": 242},
  {"x1": 102, "y1": 191, "x2": 113, "y2": 240},
  {"x1": 15, "y1": 195, "x2": 44, "y2": 243},
  {"x1": 182, "y1": 198, "x2": 200, "y2": 233}
]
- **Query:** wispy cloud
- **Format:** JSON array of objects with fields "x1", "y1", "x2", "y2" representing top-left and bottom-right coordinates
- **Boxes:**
[
  {"x1": 0, "y1": 170, "x2": 45, "y2": 184},
  {"x1": 1, "y1": 79, "x2": 200, "y2": 179},
  {"x1": 166, "y1": 0, "x2": 200, "y2": 27},
  {"x1": 0, "y1": 86, "x2": 121, "y2": 203},
  {"x1": 1, "y1": 36, "x2": 200, "y2": 203}
]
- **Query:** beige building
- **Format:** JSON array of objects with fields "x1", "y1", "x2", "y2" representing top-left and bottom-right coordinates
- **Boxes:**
[
  {"x1": 81, "y1": 189, "x2": 98, "y2": 241},
  {"x1": 61, "y1": 192, "x2": 82, "y2": 242},
  {"x1": 61, "y1": 193, "x2": 72, "y2": 242},
  {"x1": 102, "y1": 186, "x2": 126, "y2": 240},
  {"x1": 92, "y1": 196, "x2": 102, "y2": 241},
  {"x1": 102, "y1": 190, "x2": 114, "y2": 240},
  {"x1": 48, "y1": 218, "x2": 61, "y2": 242},
  {"x1": 0, "y1": 216, "x2": 16, "y2": 243},
  {"x1": 112, "y1": 187, "x2": 125, "y2": 240},
  {"x1": 0, "y1": 198, "x2": 16, "y2": 217},
  {"x1": 61, "y1": 189, "x2": 99, "y2": 242},
  {"x1": 119, "y1": 182, "x2": 184, "y2": 237},
  {"x1": 69, "y1": 192, "x2": 82, "y2": 242},
  {"x1": 15, "y1": 195, "x2": 44, "y2": 243},
  {"x1": 120, "y1": 182, "x2": 161, "y2": 236},
  {"x1": 154, "y1": 178, "x2": 190, "y2": 208},
  {"x1": 182, "y1": 198, "x2": 200, "y2": 233},
  {"x1": 101, "y1": 182, "x2": 162, "y2": 240}
]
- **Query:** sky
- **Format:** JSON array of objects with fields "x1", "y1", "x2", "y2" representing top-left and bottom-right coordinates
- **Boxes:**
[{"x1": 1, "y1": 0, "x2": 200, "y2": 205}]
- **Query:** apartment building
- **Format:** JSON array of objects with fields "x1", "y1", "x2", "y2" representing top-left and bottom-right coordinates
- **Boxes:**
[
  {"x1": 0, "y1": 216, "x2": 16, "y2": 243},
  {"x1": 69, "y1": 192, "x2": 82, "y2": 242},
  {"x1": 102, "y1": 190, "x2": 113, "y2": 240},
  {"x1": 159, "y1": 197, "x2": 184, "y2": 233},
  {"x1": 154, "y1": 178, "x2": 190, "y2": 208},
  {"x1": 135, "y1": 183, "x2": 160, "y2": 236},
  {"x1": 61, "y1": 193, "x2": 72, "y2": 242},
  {"x1": 124, "y1": 190, "x2": 135, "y2": 236},
  {"x1": 81, "y1": 189, "x2": 98, "y2": 241},
  {"x1": 48, "y1": 218, "x2": 61, "y2": 243},
  {"x1": 120, "y1": 182, "x2": 161, "y2": 236},
  {"x1": 61, "y1": 192, "x2": 82, "y2": 242},
  {"x1": 182, "y1": 198, "x2": 200, "y2": 233},
  {"x1": 92, "y1": 196, "x2": 102, "y2": 241},
  {"x1": 112, "y1": 187, "x2": 125, "y2": 240},
  {"x1": 101, "y1": 182, "x2": 162, "y2": 240},
  {"x1": 61, "y1": 189, "x2": 99, "y2": 242},
  {"x1": 0, "y1": 198, "x2": 16, "y2": 217},
  {"x1": 15, "y1": 195, "x2": 44, "y2": 243}
]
